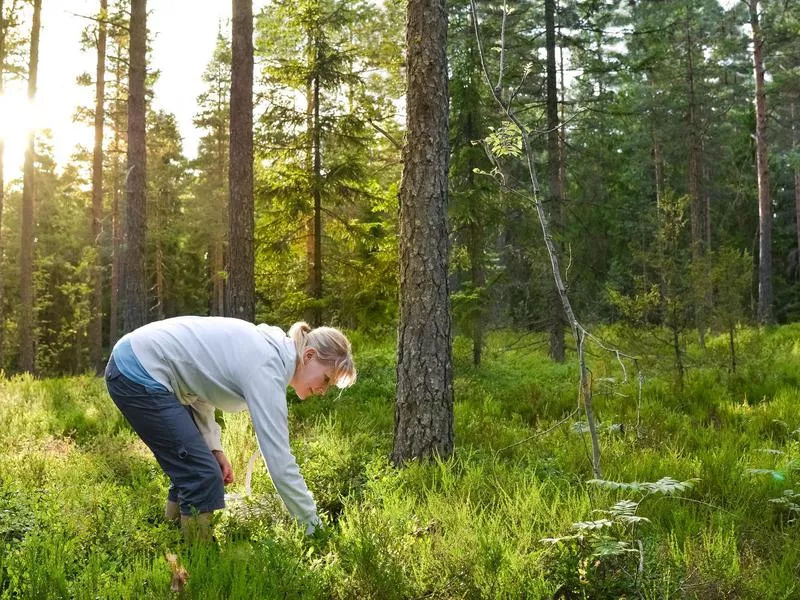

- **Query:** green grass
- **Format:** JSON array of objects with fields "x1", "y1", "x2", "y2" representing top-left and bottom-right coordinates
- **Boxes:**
[{"x1": 2, "y1": 325, "x2": 800, "y2": 598}]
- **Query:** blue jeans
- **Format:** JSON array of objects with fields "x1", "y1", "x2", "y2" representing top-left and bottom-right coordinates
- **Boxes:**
[{"x1": 104, "y1": 355, "x2": 225, "y2": 515}]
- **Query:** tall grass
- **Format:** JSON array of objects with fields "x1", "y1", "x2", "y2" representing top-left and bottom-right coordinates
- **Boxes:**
[{"x1": 1, "y1": 325, "x2": 800, "y2": 597}]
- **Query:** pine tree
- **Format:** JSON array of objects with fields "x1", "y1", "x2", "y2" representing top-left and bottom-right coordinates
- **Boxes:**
[
  {"x1": 193, "y1": 29, "x2": 230, "y2": 316},
  {"x1": 393, "y1": 0, "x2": 453, "y2": 464},
  {"x1": 227, "y1": 0, "x2": 255, "y2": 322},
  {"x1": 123, "y1": 0, "x2": 147, "y2": 333},
  {"x1": 19, "y1": 0, "x2": 41, "y2": 373}
]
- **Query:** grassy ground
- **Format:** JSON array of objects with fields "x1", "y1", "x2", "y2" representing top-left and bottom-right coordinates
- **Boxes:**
[{"x1": 2, "y1": 325, "x2": 800, "y2": 598}]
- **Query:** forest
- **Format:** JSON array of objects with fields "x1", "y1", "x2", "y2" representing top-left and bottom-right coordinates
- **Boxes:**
[{"x1": 2, "y1": 0, "x2": 800, "y2": 597}]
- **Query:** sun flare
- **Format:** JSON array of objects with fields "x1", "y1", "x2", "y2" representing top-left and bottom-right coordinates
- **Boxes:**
[{"x1": 0, "y1": 91, "x2": 40, "y2": 167}]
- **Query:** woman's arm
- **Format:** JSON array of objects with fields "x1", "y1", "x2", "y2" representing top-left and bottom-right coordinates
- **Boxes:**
[
  {"x1": 242, "y1": 366, "x2": 320, "y2": 530},
  {"x1": 188, "y1": 399, "x2": 223, "y2": 452}
]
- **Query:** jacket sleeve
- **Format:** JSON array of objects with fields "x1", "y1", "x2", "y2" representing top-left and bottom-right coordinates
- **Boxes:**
[
  {"x1": 241, "y1": 364, "x2": 320, "y2": 529},
  {"x1": 188, "y1": 398, "x2": 224, "y2": 453}
]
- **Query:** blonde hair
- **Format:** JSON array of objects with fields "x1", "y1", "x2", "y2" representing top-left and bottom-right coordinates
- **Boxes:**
[{"x1": 289, "y1": 322, "x2": 357, "y2": 388}]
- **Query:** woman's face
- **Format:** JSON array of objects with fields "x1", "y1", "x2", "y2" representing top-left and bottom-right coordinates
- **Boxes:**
[{"x1": 290, "y1": 349, "x2": 334, "y2": 400}]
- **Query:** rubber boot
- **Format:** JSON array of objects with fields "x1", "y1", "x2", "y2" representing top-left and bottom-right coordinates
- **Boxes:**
[
  {"x1": 180, "y1": 512, "x2": 214, "y2": 543},
  {"x1": 165, "y1": 499, "x2": 180, "y2": 525}
]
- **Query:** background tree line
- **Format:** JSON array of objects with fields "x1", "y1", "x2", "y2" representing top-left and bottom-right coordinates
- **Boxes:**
[{"x1": 0, "y1": 0, "x2": 798, "y2": 378}]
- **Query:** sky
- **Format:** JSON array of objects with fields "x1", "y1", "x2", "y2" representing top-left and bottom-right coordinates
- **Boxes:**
[{"x1": 1, "y1": 1, "x2": 267, "y2": 172}]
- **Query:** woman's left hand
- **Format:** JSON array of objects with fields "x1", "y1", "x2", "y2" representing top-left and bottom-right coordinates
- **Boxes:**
[{"x1": 212, "y1": 450, "x2": 234, "y2": 485}]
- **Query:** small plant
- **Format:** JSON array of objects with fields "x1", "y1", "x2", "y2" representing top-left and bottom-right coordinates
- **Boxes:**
[
  {"x1": 768, "y1": 489, "x2": 800, "y2": 524},
  {"x1": 541, "y1": 477, "x2": 700, "y2": 595}
]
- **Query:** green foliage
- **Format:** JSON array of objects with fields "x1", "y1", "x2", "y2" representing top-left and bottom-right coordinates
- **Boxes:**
[{"x1": 2, "y1": 328, "x2": 800, "y2": 596}]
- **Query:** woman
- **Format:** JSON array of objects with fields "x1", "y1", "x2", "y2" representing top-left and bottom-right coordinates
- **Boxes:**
[{"x1": 104, "y1": 316, "x2": 356, "y2": 541}]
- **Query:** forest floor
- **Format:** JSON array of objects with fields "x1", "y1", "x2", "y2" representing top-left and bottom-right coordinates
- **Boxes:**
[{"x1": 2, "y1": 324, "x2": 800, "y2": 598}]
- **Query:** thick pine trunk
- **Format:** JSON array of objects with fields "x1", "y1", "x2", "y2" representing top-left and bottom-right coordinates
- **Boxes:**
[
  {"x1": 226, "y1": 0, "x2": 255, "y2": 322},
  {"x1": 90, "y1": 0, "x2": 107, "y2": 371},
  {"x1": 545, "y1": 0, "x2": 564, "y2": 362},
  {"x1": 19, "y1": 0, "x2": 41, "y2": 373},
  {"x1": 750, "y1": 0, "x2": 773, "y2": 325},
  {"x1": 393, "y1": 0, "x2": 453, "y2": 465},
  {"x1": 123, "y1": 0, "x2": 147, "y2": 333}
]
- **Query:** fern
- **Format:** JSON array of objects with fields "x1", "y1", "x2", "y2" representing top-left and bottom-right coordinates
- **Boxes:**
[{"x1": 587, "y1": 476, "x2": 699, "y2": 495}]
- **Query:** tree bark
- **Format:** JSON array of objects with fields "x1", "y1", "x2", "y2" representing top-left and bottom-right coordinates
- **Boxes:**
[
  {"x1": 123, "y1": 0, "x2": 147, "y2": 333},
  {"x1": 393, "y1": 0, "x2": 453, "y2": 465},
  {"x1": 226, "y1": 0, "x2": 255, "y2": 322},
  {"x1": 545, "y1": 0, "x2": 564, "y2": 362},
  {"x1": 750, "y1": 0, "x2": 773, "y2": 325},
  {"x1": 19, "y1": 0, "x2": 41, "y2": 373},
  {"x1": 89, "y1": 0, "x2": 107, "y2": 371}
]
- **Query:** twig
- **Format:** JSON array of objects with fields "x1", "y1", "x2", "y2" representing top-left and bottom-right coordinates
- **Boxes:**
[{"x1": 494, "y1": 408, "x2": 579, "y2": 455}]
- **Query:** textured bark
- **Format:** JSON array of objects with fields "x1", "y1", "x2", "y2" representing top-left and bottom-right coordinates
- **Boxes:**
[
  {"x1": 393, "y1": 0, "x2": 453, "y2": 465},
  {"x1": 750, "y1": 0, "x2": 773, "y2": 325},
  {"x1": 226, "y1": 0, "x2": 254, "y2": 322},
  {"x1": 19, "y1": 0, "x2": 41, "y2": 373},
  {"x1": 89, "y1": 0, "x2": 107, "y2": 371},
  {"x1": 123, "y1": 0, "x2": 147, "y2": 333},
  {"x1": 545, "y1": 0, "x2": 564, "y2": 362}
]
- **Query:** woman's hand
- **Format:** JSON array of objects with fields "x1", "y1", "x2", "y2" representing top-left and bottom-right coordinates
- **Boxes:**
[{"x1": 212, "y1": 450, "x2": 234, "y2": 485}]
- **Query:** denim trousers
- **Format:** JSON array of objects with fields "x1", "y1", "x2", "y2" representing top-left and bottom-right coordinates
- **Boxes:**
[{"x1": 104, "y1": 355, "x2": 225, "y2": 515}]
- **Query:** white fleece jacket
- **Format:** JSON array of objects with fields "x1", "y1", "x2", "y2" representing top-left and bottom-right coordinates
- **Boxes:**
[{"x1": 123, "y1": 316, "x2": 318, "y2": 527}]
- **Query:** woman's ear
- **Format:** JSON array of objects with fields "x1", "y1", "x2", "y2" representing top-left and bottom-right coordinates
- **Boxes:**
[{"x1": 303, "y1": 347, "x2": 317, "y2": 364}]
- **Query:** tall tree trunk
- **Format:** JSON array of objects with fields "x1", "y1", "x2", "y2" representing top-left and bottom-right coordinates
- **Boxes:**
[
  {"x1": 123, "y1": 0, "x2": 147, "y2": 333},
  {"x1": 212, "y1": 102, "x2": 226, "y2": 316},
  {"x1": 686, "y1": 19, "x2": 706, "y2": 347},
  {"x1": 793, "y1": 99, "x2": 800, "y2": 280},
  {"x1": 110, "y1": 155, "x2": 121, "y2": 348},
  {"x1": 545, "y1": 0, "x2": 564, "y2": 362},
  {"x1": 466, "y1": 106, "x2": 484, "y2": 366},
  {"x1": 154, "y1": 193, "x2": 165, "y2": 321},
  {"x1": 90, "y1": 0, "x2": 107, "y2": 371},
  {"x1": 750, "y1": 0, "x2": 773, "y2": 325},
  {"x1": 393, "y1": 0, "x2": 453, "y2": 465},
  {"x1": 304, "y1": 36, "x2": 322, "y2": 327},
  {"x1": 227, "y1": 0, "x2": 254, "y2": 322},
  {"x1": 311, "y1": 71, "x2": 322, "y2": 326},
  {"x1": 19, "y1": 0, "x2": 41, "y2": 373},
  {"x1": 109, "y1": 38, "x2": 124, "y2": 350},
  {"x1": 0, "y1": 0, "x2": 7, "y2": 369},
  {"x1": 304, "y1": 71, "x2": 315, "y2": 325}
]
